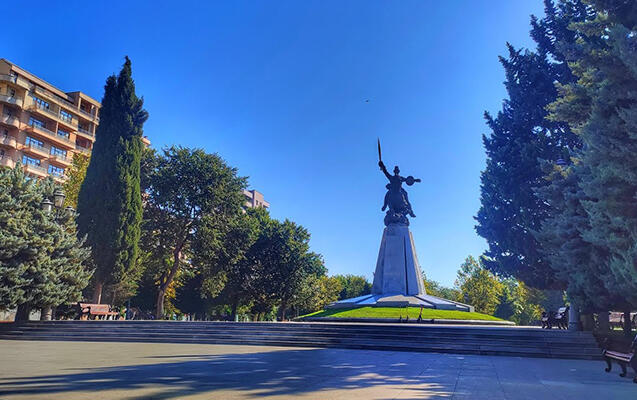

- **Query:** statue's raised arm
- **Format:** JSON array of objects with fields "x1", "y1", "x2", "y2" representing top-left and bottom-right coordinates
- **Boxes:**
[{"x1": 378, "y1": 161, "x2": 392, "y2": 180}]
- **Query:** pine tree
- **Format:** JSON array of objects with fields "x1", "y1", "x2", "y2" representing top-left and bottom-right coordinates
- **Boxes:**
[
  {"x1": 0, "y1": 166, "x2": 92, "y2": 317},
  {"x1": 476, "y1": 0, "x2": 589, "y2": 288},
  {"x1": 549, "y1": 1, "x2": 637, "y2": 308},
  {"x1": 534, "y1": 162, "x2": 618, "y2": 311},
  {"x1": 76, "y1": 57, "x2": 148, "y2": 303}
]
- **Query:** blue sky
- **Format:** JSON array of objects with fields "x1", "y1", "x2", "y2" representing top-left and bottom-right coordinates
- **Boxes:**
[{"x1": 5, "y1": 1, "x2": 545, "y2": 286}]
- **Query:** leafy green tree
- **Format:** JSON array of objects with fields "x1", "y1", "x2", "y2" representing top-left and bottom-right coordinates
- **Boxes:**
[
  {"x1": 77, "y1": 57, "x2": 148, "y2": 303},
  {"x1": 141, "y1": 146, "x2": 246, "y2": 318},
  {"x1": 194, "y1": 208, "x2": 262, "y2": 319},
  {"x1": 422, "y1": 275, "x2": 461, "y2": 301},
  {"x1": 62, "y1": 153, "x2": 90, "y2": 208},
  {"x1": 476, "y1": 0, "x2": 591, "y2": 288},
  {"x1": 333, "y1": 274, "x2": 371, "y2": 300},
  {"x1": 455, "y1": 256, "x2": 503, "y2": 315},
  {"x1": 291, "y1": 275, "x2": 342, "y2": 316},
  {"x1": 0, "y1": 166, "x2": 92, "y2": 319},
  {"x1": 495, "y1": 279, "x2": 544, "y2": 325},
  {"x1": 548, "y1": 1, "x2": 637, "y2": 310}
]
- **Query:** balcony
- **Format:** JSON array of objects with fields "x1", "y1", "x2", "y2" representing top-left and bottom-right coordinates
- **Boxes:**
[
  {"x1": 79, "y1": 108, "x2": 99, "y2": 121},
  {"x1": 49, "y1": 152, "x2": 71, "y2": 166},
  {"x1": 33, "y1": 86, "x2": 76, "y2": 110},
  {"x1": 27, "y1": 124, "x2": 75, "y2": 149},
  {"x1": 52, "y1": 173, "x2": 67, "y2": 183},
  {"x1": 77, "y1": 126, "x2": 94, "y2": 137},
  {"x1": 0, "y1": 135, "x2": 17, "y2": 148},
  {"x1": 24, "y1": 141, "x2": 49, "y2": 158},
  {"x1": 0, "y1": 156, "x2": 15, "y2": 168},
  {"x1": 24, "y1": 162, "x2": 48, "y2": 177},
  {"x1": 0, "y1": 114, "x2": 20, "y2": 129},
  {"x1": 0, "y1": 74, "x2": 30, "y2": 89},
  {"x1": 0, "y1": 93, "x2": 23, "y2": 107},
  {"x1": 28, "y1": 102, "x2": 59, "y2": 119},
  {"x1": 75, "y1": 144, "x2": 91, "y2": 155}
]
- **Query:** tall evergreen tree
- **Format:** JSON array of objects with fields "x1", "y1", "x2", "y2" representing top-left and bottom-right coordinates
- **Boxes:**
[
  {"x1": 476, "y1": 1, "x2": 589, "y2": 288},
  {"x1": 534, "y1": 162, "x2": 618, "y2": 311},
  {"x1": 0, "y1": 166, "x2": 92, "y2": 318},
  {"x1": 77, "y1": 57, "x2": 148, "y2": 303},
  {"x1": 548, "y1": 0, "x2": 637, "y2": 308}
]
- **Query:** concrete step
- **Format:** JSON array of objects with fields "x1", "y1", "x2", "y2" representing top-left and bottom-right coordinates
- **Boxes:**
[{"x1": 0, "y1": 321, "x2": 601, "y2": 360}]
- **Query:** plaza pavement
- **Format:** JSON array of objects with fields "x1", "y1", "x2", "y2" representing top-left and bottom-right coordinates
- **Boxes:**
[{"x1": 0, "y1": 340, "x2": 635, "y2": 399}]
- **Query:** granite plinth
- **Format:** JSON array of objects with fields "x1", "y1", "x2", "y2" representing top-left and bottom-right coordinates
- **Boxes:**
[{"x1": 329, "y1": 223, "x2": 474, "y2": 312}]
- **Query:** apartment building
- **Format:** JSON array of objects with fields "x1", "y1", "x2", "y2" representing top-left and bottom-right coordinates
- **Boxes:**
[
  {"x1": 0, "y1": 59, "x2": 101, "y2": 183},
  {"x1": 243, "y1": 189, "x2": 270, "y2": 209}
]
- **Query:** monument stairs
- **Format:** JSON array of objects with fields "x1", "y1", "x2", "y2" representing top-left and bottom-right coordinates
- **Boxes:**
[{"x1": 0, "y1": 320, "x2": 601, "y2": 360}]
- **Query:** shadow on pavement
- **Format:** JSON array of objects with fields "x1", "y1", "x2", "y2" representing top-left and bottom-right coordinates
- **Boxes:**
[{"x1": 0, "y1": 348, "x2": 454, "y2": 399}]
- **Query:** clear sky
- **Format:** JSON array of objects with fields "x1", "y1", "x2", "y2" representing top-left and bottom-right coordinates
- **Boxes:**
[{"x1": 5, "y1": 1, "x2": 545, "y2": 287}]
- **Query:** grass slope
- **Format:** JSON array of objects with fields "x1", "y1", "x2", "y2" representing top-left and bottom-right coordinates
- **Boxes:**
[{"x1": 301, "y1": 307, "x2": 504, "y2": 321}]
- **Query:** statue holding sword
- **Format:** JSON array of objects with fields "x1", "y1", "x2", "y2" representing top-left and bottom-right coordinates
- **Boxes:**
[{"x1": 377, "y1": 138, "x2": 421, "y2": 226}]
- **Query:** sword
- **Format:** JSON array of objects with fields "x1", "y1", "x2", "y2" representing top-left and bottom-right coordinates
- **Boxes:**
[{"x1": 377, "y1": 138, "x2": 382, "y2": 162}]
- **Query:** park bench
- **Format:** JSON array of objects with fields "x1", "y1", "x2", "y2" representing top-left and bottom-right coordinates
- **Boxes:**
[
  {"x1": 541, "y1": 306, "x2": 568, "y2": 329},
  {"x1": 77, "y1": 303, "x2": 119, "y2": 320},
  {"x1": 602, "y1": 335, "x2": 637, "y2": 383}
]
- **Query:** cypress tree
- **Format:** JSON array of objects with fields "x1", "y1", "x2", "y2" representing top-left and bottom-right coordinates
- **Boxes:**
[
  {"x1": 77, "y1": 57, "x2": 148, "y2": 303},
  {"x1": 476, "y1": 0, "x2": 589, "y2": 288}
]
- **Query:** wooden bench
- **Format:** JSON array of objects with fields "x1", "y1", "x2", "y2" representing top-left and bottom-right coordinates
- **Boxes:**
[
  {"x1": 603, "y1": 335, "x2": 637, "y2": 383},
  {"x1": 77, "y1": 303, "x2": 119, "y2": 320}
]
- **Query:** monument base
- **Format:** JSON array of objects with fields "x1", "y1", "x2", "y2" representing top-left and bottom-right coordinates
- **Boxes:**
[
  {"x1": 328, "y1": 223, "x2": 474, "y2": 312},
  {"x1": 327, "y1": 293, "x2": 474, "y2": 312}
]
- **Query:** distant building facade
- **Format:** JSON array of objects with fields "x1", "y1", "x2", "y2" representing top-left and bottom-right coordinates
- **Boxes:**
[
  {"x1": 0, "y1": 58, "x2": 150, "y2": 182},
  {"x1": 243, "y1": 189, "x2": 270, "y2": 209}
]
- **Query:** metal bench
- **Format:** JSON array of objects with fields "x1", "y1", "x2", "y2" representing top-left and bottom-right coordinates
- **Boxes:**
[
  {"x1": 541, "y1": 306, "x2": 568, "y2": 329},
  {"x1": 603, "y1": 335, "x2": 637, "y2": 383}
]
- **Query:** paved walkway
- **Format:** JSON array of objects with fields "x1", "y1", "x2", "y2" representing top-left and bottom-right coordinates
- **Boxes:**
[{"x1": 0, "y1": 340, "x2": 634, "y2": 399}]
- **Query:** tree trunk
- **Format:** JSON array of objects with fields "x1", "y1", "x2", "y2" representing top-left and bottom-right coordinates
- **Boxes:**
[
  {"x1": 231, "y1": 301, "x2": 238, "y2": 321},
  {"x1": 280, "y1": 302, "x2": 287, "y2": 321},
  {"x1": 40, "y1": 306, "x2": 52, "y2": 321},
  {"x1": 597, "y1": 311, "x2": 610, "y2": 332},
  {"x1": 15, "y1": 304, "x2": 31, "y2": 321},
  {"x1": 92, "y1": 280, "x2": 103, "y2": 304},
  {"x1": 155, "y1": 288, "x2": 166, "y2": 320},
  {"x1": 155, "y1": 242, "x2": 184, "y2": 320},
  {"x1": 623, "y1": 311, "x2": 632, "y2": 336}
]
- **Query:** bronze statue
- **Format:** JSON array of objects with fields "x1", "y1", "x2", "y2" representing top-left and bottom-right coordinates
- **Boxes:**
[{"x1": 378, "y1": 139, "x2": 421, "y2": 226}]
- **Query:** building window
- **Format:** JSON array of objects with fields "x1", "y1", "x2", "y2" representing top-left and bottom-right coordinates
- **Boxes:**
[
  {"x1": 26, "y1": 136, "x2": 44, "y2": 148},
  {"x1": 57, "y1": 128, "x2": 70, "y2": 139},
  {"x1": 29, "y1": 116, "x2": 45, "y2": 129},
  {"x1": 22, "y1": 155, "x2": 41, "y2": 166},
  {"x1": 8, "y1": 87, "x2": 15, "y2": 97},
  {"x1": 50, "y1": 146, "x2": 67, "y2": 157},
  {"x1": 59, "y1": 109, "x2": 73, "y2": 123},
  {"x1": 32, "y1": 95, "x2": 50, "y2": 110},
  {"x1": 48, "y1": 164, "x2": 65, "y2": 176},
  {"x1": 3, "y1": 107, "x2": 14, "y2": 117}
]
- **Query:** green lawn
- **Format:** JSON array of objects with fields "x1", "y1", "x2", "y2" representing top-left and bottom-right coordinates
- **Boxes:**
[{"x1": 300, "y1": 307, "x2": 505, "y2": 321}]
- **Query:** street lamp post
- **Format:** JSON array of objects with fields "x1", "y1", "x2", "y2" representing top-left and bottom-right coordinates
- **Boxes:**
[{"x1": 39, "y1": 188, "x2": 72, "y2": 321}]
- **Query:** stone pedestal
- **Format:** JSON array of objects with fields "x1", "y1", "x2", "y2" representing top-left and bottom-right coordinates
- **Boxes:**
[
  {"x1": 329, "y1": 223, "x2": 473, "y2": 312},
  {"x1": 371, "y1": 224, "x2": 425, "y2": 296}
]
